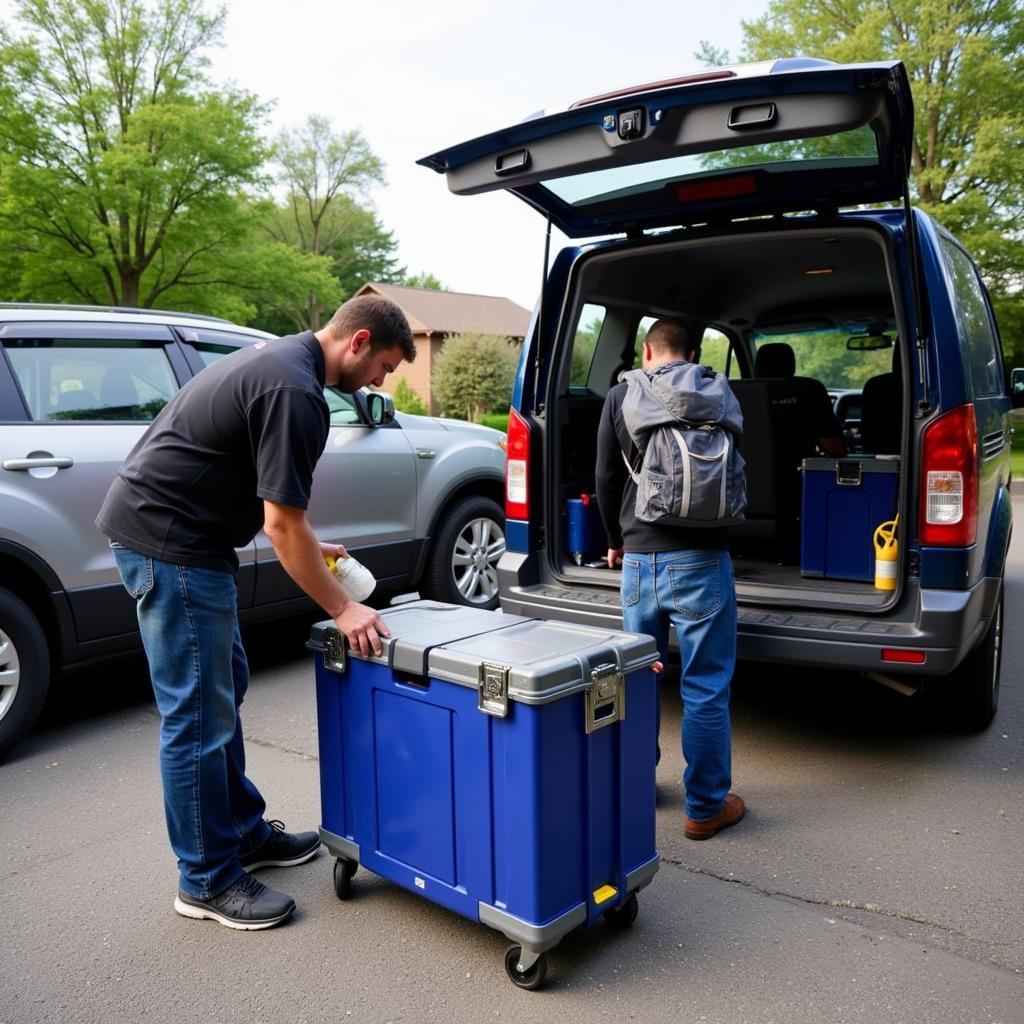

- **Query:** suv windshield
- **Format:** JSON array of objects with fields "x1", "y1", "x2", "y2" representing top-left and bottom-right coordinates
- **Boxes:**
[{"x1": 752, "y1": 325, "x2": 894, "y2": 389}]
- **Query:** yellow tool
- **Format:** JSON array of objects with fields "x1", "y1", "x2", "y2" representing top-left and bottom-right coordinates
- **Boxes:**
[{"x1": 873, "y1": 514, "x2": 899, "y2": 591}]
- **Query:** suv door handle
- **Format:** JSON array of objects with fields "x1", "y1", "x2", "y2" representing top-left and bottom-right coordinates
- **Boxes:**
[{"x1": 3, "y1": 456, "x2": 74, "y2": 471}]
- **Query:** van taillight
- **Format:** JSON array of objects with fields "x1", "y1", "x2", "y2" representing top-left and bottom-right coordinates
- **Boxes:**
[
  {"x1": 505, "y1": 407, "x2": 530, "y2": 521},
  {"x1": 919, "y1": 404, "x2": 978, "y2": 546}
]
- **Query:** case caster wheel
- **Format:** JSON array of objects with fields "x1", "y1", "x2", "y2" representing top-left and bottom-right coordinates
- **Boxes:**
[
  {"x1": 605, "y1": 892, "x2": 638, "y2": 929},
  {"x1": 504, "y1": 945, "x2": 547, "y2": 990},
  {"x1": 333, "y1": 857, "x2": 357, "y2": 900}
]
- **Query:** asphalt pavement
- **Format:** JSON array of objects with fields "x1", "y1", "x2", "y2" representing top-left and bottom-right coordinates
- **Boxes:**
[{"x1": 1, "y1": 517, "x2": 1022, "y2": 1024}]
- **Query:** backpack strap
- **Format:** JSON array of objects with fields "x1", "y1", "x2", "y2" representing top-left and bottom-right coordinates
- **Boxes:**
[{"x1": 621, "y1": 448, "x2": 641, "y2": 484}]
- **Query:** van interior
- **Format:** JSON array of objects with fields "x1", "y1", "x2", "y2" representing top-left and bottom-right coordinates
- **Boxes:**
[{"x1": 551, "y1": 223, "x2": 908, "y2": 610}]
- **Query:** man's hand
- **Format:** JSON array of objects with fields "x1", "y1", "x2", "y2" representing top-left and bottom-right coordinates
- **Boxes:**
[
  {"x1": 319, "y1": 541, "x2": 349, "y2": 560},
  {"x1": 334, "y1": 601, "x2": 390, "y2": 658},
  {"x1": 607, "y1": 546, "x2": 624, "y2": 569}
]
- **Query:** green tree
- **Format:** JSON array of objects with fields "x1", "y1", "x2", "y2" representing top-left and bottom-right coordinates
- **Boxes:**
[
  {"x1": 391, "y1": 377, "x2": 428, "y2": 416},
  {"x1": 698, "y1": 0, "x2": 1024, "y2": 359},
  {"x1": 403, "y1": 271, "x2": 446, "y2": 290},
  {"x1": 328, "y1": 198, "x2": 405, "y2": 297},
  {"x1": 265, "y1": 115, "x2": 386, "y2": 330},
  {"x1": 0, "y1": 0, "x2": 272, "y2": 310},
  {"x1": 432, "y1": 332, "x2": 519, "y2": 422}
]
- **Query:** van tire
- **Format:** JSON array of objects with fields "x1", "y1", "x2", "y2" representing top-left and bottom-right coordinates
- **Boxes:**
[
  {"x1": 937, "y1": 586, "x2": 1002, "y2": 733},
  {"x1": 423, "y1": 496, "x2": 505, "y2": 610},
  {"x1": 0, "y1": 588, "x2": 50, "y2": 759}
]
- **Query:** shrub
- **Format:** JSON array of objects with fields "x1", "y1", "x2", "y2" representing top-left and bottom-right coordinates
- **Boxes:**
[
  {"x1": 432, "y1": 332, "x2": 518, "y2": 422},
  {"x1": 391, "y1": 377, "x2": 428, "y2": 416}
]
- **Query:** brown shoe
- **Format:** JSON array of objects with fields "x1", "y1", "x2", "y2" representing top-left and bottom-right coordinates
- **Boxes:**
[{"x1": 684, "y1": 792, "x2": 746, "y2": 840}]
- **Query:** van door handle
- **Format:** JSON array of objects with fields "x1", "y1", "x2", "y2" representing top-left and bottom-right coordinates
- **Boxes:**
[{"x1": 3, "y1": 456, "x2": 74, "y2": 471}]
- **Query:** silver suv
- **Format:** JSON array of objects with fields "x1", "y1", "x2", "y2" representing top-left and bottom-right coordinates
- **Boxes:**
[{"x1": 0, "y1": 305, "x2": 507, "y2": 756}]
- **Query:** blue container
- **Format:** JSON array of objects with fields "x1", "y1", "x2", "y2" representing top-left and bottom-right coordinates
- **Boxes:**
[
  {"x1": 309, "y1": 600, "x2": 659, "y2": 989},
  {"x1": 801, "y1": 456, "x2": 900, "y2": 581},
  {"x1": 565, "y1": 494, "x2": 607, "y2": 565}
]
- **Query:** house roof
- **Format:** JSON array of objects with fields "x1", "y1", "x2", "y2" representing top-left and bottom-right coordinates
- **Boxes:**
[{"x1": 354, "y1": 282, "x2": 531, "y2": 338}]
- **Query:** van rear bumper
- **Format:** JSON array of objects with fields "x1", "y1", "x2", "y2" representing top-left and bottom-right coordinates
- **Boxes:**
[{"x1": 498, "y1": 559, "x2": 1001, "y2": 676}]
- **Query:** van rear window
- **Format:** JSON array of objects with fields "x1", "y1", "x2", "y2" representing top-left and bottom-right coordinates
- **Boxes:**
[{"x1": 543, "y1": 124, "x2": 880, "y2": 210}]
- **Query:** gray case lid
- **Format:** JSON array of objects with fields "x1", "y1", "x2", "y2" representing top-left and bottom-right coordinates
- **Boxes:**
[
  {"x1": 310, "y1": 600, "x2": 531, "y2": 677},
  {"x1": 430, "y1": 619, "x2": 658, "y2": 704},
  {"x1": 802, "y1": 455, "x2": 900, "y2": 476},
  {"x1": 310, "y1": 601, "x2": 659, "y2": 706}
]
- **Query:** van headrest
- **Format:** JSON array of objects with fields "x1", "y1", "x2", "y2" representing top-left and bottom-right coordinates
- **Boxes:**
[{"x1": 754, "y1": 342, "x2": 796, "y2": 379}]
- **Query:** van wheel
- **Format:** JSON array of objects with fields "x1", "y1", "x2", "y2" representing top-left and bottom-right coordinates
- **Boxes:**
[
  {"x1": 0, "y1": 589, "x2": 50, "y2": 759},
  {"x1": 936, "y1": 586, "x2": 1002, "y2": 732},
  {"x1": 423, "y1": 496, "x2": 506, "y2": 609}
]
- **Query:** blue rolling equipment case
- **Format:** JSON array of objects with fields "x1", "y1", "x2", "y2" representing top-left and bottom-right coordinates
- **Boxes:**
[
  {"x1": 801, "y1": 456, "x2": 900, "y2": 582},
  {"x1": 309, "y1": 601, "x2": 659, "y2": 990}
]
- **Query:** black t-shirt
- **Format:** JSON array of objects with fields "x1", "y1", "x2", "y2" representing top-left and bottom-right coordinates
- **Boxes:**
[
  {"x1": 97, "y1": 332, "x2": 330, "y2": 573},
  {"x1": 595, "y1": 382, "x2": 726, "y2": 554}
]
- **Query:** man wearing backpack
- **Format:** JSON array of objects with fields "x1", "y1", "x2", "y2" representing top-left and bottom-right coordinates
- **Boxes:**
[{"x1": 595, "y1": 317, "x2": 745, "y2": 840}]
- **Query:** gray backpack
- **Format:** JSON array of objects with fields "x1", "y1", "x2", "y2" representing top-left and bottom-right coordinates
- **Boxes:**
[{"x1": 620, "y1": 362, "x2": 747, "y2": 527}]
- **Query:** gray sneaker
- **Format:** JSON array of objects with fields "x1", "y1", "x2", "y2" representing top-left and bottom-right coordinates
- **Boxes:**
[
  {"x1": 239, "y1": 819, "x2": 321, "y2": 870},
  {"x1": 173, "y1": 873, "x2": 295, "y2": 930}
]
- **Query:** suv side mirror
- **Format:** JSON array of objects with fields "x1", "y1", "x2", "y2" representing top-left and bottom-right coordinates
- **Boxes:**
[{"x1": 366, "y1": 391, "x2": 395, "y2": 425}]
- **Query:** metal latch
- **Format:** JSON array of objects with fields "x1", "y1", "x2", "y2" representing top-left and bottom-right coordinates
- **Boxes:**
[
  {"x1": 585, "y1": 662, "x2": 625, "y2": 733},
  {"x1": 478, "y1": 662, "x2": 510, "y2": 717},
  {"x1": 323, "y1": 629, "x2": 347, "y2": 674},
  {"x1": 836, "y1": 460, "x2": 863, "y2": 486}
]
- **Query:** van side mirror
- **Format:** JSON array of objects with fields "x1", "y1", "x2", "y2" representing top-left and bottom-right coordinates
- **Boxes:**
[
  {"x1": 1009, "y1": 368, "x2": 1024, "y2": 407},
  {"x1": 366, "y1": 391, "x2": 395, "y2": 425}
]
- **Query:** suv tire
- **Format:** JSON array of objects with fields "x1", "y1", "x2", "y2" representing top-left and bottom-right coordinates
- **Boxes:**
[
  {"x1": 0, "y1": 588, "x2": 51, "y2": 759},
  {"x1": 423, "y1": 496, "x2": 506, "y2": 610},
  {"x1": 936, "y1": 585, "x2": 1002, "y2": 733}
]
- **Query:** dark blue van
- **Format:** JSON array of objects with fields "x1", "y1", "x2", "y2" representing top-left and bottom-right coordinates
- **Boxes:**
[{"x1": 419, "y1": 58, "x2": 1012, "y2": 730}]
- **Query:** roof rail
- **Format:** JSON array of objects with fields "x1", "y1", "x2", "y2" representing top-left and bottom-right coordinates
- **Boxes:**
[{"x1": 0, "y1": 302, "x2": 234, "y2": 325}]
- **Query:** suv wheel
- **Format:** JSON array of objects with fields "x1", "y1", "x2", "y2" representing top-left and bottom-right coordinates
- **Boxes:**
[
  {"x1": 423, "y1": 496, "x2": 506, "y2": 609},
  {"x1": 936, "y1": 585, "x2": 1002, "y2": 733},
  {"x1": 0, "y1": 589, "x2": 50, "y2": 759}
]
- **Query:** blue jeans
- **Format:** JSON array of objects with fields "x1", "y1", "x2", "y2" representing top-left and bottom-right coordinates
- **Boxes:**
[
  {"x1": 112, "y1": 544, "x2": 271, "y2": 898},
  {"x1": 620, "y1": 548, "x2": 736, "y2": 821}
]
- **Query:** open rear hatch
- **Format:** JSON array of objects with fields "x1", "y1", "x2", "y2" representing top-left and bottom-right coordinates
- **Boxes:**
[
  {"x1": 419, "y1": 58, "x2": 912, "y2": 237},
  {"x1": 419, "y1": 58, "x2": 916, "y2": 614}
]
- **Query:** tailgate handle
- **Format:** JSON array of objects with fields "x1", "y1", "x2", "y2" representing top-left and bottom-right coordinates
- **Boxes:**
[
  {"x1": 494, "y1": 149, "x2": 530, "y2": 176},
  {"x1": 727, "y1": 103, "x2": 777, "y2": 131}
]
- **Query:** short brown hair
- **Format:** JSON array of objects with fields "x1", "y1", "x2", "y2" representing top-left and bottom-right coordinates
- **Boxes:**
[
  {"x1": 646, "y1": 317, "x2": 698, "y2": 359},
  {"x1": 327, "y1": 295, "x2": 416, "y2": 363}
]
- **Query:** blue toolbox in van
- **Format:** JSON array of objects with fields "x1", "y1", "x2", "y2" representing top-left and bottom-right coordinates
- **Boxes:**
[
  {"x1": 308, "y1": 600, "x2": 659, "y2": 990},
  {"x1": 801, "y1": 456, "x2": 900, "y2": 582}
]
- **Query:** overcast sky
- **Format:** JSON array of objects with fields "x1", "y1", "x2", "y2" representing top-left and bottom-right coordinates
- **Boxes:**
[
  {"x1": 212, "y1": 0, "x2": 774, "y2": 309},
  {"x1": 4, "y1": 0, "x2": 771, "y2": 311}
]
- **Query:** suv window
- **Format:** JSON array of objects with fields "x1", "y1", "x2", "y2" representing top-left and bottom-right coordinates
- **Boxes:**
[
  {"x1": 3, "y1": 338, "x2": 178, "y2": 421},
  {"x1": 192, "y1": 341, "x2": 360, "y2": 426},
  {"x1": 941, "y1": 238, "x2": 1003, "y2": 397}
]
